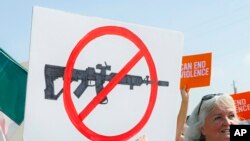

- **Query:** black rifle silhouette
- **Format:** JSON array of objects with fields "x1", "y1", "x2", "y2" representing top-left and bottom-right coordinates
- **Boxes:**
[{"x1": 44, "y1": 62, "x2": 169, "y2": 104}]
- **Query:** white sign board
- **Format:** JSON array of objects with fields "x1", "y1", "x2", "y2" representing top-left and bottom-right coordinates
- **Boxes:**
[{"x1": 24, "y1": 6, "x2": 183, "y2": 141}]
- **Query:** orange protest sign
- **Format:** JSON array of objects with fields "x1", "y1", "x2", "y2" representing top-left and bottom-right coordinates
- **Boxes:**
[
  {"x1": 231, "y1": 91, "x2": 250, "y2": 120},
  {"x1": 180, "y1": 52, "x2": 212, "y2": 89}
]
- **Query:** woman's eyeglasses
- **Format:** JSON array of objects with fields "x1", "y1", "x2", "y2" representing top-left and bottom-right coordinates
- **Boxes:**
[{"x1": 197, "y1": 93, "x2": 223, "y2": 116}]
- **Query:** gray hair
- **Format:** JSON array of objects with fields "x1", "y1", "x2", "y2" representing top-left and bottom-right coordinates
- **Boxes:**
[{"x1": 184, "y1": 94, "x2": 239, "y2": 141}]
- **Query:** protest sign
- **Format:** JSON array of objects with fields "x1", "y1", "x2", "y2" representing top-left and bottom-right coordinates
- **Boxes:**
[
  {"x1": 24, "y1": 6, "x2": 183, "y2": 141},
  {"x1": 231, "y1": 91, "x2": 250, "y2": 120},
  {"x1": 180, "y1": 52, "x2": 212, "y2": 89}
]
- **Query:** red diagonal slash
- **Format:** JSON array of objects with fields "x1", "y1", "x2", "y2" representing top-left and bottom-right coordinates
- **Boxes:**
[{"x1": 79, "y1": 50, "x2": 143, "y2": 120}]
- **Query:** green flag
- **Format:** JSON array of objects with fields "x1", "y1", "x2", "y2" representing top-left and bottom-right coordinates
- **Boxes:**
[{"x1": 0, "y1": 48, "x2": 27, "y2": 125}]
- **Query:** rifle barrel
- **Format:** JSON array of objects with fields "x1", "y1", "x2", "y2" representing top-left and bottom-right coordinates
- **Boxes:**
[
  {"x1": 158, "y1": 80, "x2": 169, "y2": 86},
  {"x1": 146, "y1": 80, "x2": 169, "y2": 87}
]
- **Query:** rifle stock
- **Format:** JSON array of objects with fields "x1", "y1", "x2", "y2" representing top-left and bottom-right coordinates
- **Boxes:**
[{"x1": 44, "y1": 64, "x2": 65, "y2": 100}]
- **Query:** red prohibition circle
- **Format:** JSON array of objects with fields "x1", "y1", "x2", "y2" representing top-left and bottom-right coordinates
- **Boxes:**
[{"x1": 63, "y1": 26, "x2": 158, "y2": 141}]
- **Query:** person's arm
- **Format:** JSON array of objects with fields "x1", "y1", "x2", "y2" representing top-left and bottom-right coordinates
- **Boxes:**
[{"x1": 175, "y1": 88, "x2": 189, "y2": 141}]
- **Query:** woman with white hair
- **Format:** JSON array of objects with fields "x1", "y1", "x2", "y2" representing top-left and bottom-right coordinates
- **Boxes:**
[{"x1": 184, "y1": 94, "x2": 240, "y2": 141}]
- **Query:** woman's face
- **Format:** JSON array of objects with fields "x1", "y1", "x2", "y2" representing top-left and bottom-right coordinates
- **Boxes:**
[{"x1": 201, "y1": 105, "x2": 239, "y2": 141}]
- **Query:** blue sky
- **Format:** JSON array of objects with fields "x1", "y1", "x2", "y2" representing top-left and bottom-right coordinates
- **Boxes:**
[{"x1": 1, "y1": 0, "x2": 250, "y2": 113}]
